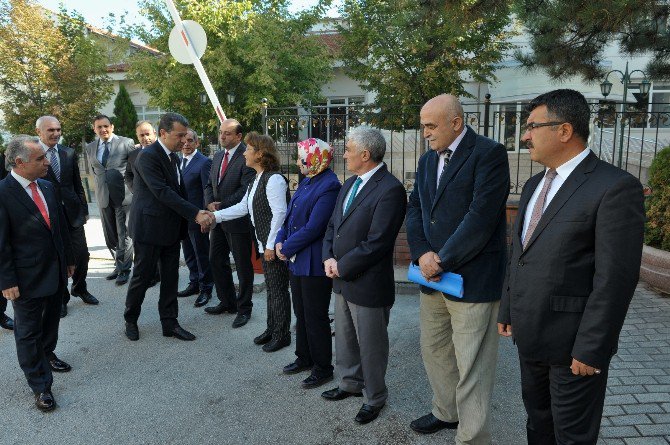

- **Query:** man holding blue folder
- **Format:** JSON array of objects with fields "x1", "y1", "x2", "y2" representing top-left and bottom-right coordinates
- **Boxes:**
[{"x1": 406, "y1": 94, "x2": 510, "y2": 444}]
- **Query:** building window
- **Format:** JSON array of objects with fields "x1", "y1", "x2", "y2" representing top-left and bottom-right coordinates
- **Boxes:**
[
  {"x1": 309, "y1": 96, "x2": 365, "y2": 143},
  {"x1": 134, "y1": 106, "x2": 165, "y2": 127},
  {"x1": 650, "y1": 83, "x2": 670, "y2": 128}
]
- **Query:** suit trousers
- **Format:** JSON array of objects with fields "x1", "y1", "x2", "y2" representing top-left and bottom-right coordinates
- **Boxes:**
[
  {"x1": 63, "y1": 224, "x2": 90, "y2": 303},
  {"x1": 12, "y1": 287, "x2": 62, "y2": 393},
  {"x1": 182, "y1": 229, "x2": 213, "y2": 293},
  {"x1": 100, "y1": 203, "x2": 133, "y2": 273},
  {"x1": 124, "y1": 240, "x2": 180, "y2": 330},
  {"x1": 289, "y1": 273, "x2": 333, "y2": 377},
  {"x1": 210, "y1": 225, "x2": 254, "y2": 315},
  {"x1": 334, "y1": 293, "x2": 390, "y2": 407},
  {"x1": 519, "y1": 355, "x2": 609, "y2": 445},
  {"x1": 0, "y1": 295, "x2": 6, "y2": 314},
  {"x1": 261, "y1": 257, "x2": 291, "y2": 341},
  {"x1": 420, "y1": 291, "x2": 500, "y2": 445}
]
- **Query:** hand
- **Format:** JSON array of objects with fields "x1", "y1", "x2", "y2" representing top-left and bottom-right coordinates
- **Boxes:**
[
  {"x1": 275, "y1": 243, "x2": 287, "y2": 261},
  {"x1": 84, "y1": 215, "x2": 90, "y2": 223},
  {"x1": 324, "y1": 258, "x2": 339, "y2": 278},
  {"x1": 207, "y1": 202, "x2": 220, "y2": 212},
  {"x1": 196, "y1": 210, "x2": 215, "y2": 230},
  {"x1": 67, "y1": 265, "x2": 76, "y2": 278},
  {"x1": 2, "y1": 286, "x2": 20, "y2": 301},
  {"x1": 418, "y1": 251, "x2": 443, "y2": 282},
  {"x1": 570, "y1": 358, "x2": 601, "y2": 376},
  {"x1": 264, "y1": 248, "x2": 276, "y2": 261},
  {"x1": 497, "y1": 323, "x2": 512, "y2": 337}
]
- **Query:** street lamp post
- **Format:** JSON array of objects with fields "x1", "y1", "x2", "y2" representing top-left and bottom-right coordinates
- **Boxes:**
[{"x1": 600, "y1": 61, "x2": 651, "y2": 168}]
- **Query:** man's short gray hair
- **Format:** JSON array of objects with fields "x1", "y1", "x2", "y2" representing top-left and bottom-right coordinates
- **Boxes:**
[
  {"x1": 135, "y1": 120, "x2": 155, "y2": 130},
  {"x1": 187, "y1": 129, "x2": 199, "y2": 141},
  {"x1": 35, "y1": 115, "x2": 59, "y2": 129},
  {"x1": 6, "y1": 135, "x2": 40, "y2": 167},
  {"x1": 347, "y1": 126, "x2": 386, "y2": 162}
]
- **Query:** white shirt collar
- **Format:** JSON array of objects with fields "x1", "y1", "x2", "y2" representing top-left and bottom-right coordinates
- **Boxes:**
[
  {"x1": 444, "y1": 127, "x2": 467, "y2": 155},
  {"x1": 11, "y1": 169, "x2": 34, "y2": 188},
  {"x1": 39, "y1": 140, "x2": 57, "y2": 152},
  {"x1": 98, "y1": 134, "x2": 117, "y2": 146},
  {"x1": 157, "y1": 138, "x2": 173, "y2": 158},
  {"x1": 553, "y1": 147, "x2": 591, "y2": 181},
  {"x1": 358, "y1": 161, "x2": 384, "y2": 183},
  {"x1": 225, "y1": 143, "x2": 241, "y2": 156},
  {"x1": 184, "y1": 149, "x2": 198, "y2": 161}
]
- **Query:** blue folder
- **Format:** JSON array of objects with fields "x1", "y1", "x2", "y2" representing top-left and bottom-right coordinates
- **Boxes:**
[{"x1": 407, "y1": 264, "x2": 464, "y2": 299}]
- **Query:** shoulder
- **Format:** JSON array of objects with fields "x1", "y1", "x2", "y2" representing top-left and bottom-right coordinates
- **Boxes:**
[
  {"x1": 85, "y1": 140, "x2": 98, "y2": 150},
  {"x1": 593, "y1": 158, "x2": 642, "y2": 189},
  {"x1": 116, "y1": 136, "x2": 135, "y2": 146}
]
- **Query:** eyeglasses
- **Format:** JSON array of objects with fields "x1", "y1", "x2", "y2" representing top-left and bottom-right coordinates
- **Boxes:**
[{"x1": 523, "y1": 121, "x2": 564, "y2": 133}]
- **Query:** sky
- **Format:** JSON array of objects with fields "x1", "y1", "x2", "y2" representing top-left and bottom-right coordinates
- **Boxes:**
[{"x1": 35, "y1": 0, "x2": 338, "y2": 33}]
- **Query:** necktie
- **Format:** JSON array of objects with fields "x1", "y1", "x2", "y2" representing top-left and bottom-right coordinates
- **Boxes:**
[
  {"x1": 101, "y1": 141, "x2": 110, "y2": 167},
  {"x1": 344, "y1": 177, "x2": 363, "y2": 214},
  {"x1": 169, "y1": 152, "x2": 181, "y2": 184},
  {"x1": 29, "y1": 182, "x2": 50, "y2": 229},
  {"x1": 438, "y1": 149, "x2": 453, "y2": 184},
  {"x1": 48, "y1": 147, "x2": 60, "y2": 182},
  {"x1": 522, "y1": 168, "x2": 558, "y2": 249},
  {"x1": 182, "y1": 157, "x2": 188, "y2": 170},
  {"x1": 218, "y1": 151, "x2": 229, "y2": 184}
]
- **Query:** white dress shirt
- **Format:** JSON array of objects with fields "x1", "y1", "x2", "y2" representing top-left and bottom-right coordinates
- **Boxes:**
[
  {"x1": 157, "y1": 139, "x2": 181, "y2": 185},
  {"x1": 96, "y1": 134, "x2": 117, "y2": 164},
  {"x1": 342, "y1": 161, "x2": 385, "y2": 214},
  {"x1": 436, "y1": 127, "x2": 467, "y2": 183},
  {"x1": 214, "y1": 172, "x2": 288, "y2": 253},
  {"x1": 182, "y1": 149, "x2": 198, "y2": 169},
  {"x1": 521, "y1": 147, "x2": 592, "y2": 241},
  {"x1": 11, "y1": 170, "x2": 49, "y2": 217}
]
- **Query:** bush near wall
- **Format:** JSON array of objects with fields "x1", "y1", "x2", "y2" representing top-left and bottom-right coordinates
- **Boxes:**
[{"x1": 645, "y1": 146, "x2": 670, "y2": 250}]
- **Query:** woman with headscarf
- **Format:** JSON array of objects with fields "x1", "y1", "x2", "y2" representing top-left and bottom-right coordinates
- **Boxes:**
[{"x1": 275, "y1": 138, "x2": 341, "y2": 389}]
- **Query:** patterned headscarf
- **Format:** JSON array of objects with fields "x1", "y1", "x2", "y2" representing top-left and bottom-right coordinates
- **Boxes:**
[{"x1": 297, "y1": 138, "x2": 333, "y2": 178}]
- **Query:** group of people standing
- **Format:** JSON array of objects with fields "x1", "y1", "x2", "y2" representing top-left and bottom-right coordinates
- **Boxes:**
[{"x1": 0, "y1": 88, "x2": 646, "y2": 445}]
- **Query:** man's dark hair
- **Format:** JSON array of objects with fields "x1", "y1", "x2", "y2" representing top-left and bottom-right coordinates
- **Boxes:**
[
  {"x1": 158, "y1": 113, "x2": 189, "y2": 133},
  {"x1": 92, "y1": 114, "x2": 111, "y2": 125},
  {"x1": 526, "y1": 89, "x2": 590, "y2": 142}
]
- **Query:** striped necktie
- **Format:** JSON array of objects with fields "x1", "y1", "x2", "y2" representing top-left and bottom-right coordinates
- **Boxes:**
[{"x1": 48, "y1": 147, "x2": 60, "y2": 182}]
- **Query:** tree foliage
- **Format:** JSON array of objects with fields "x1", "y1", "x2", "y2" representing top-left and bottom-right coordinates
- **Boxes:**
[
  {"x1": 513, "y1": 0, "x2": 670, "y2": 81},
  {"x1": 645, "y1": 145, "x2": 670, "y2": 250},
  {"x1": 337, "y1": 0, "x2": 512, "y2": 123},
  {"x1": 0, "y1": 0, "x2": 113, "y2": 144},
  {"x1": 126, "y1": 0, "x2": 333, "y2": 136},
  {"x1": 112, "y1": 84, "x2": 139, "y2": 139}
]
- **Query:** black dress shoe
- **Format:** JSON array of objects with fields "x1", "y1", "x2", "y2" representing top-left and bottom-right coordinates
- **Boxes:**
[
  {"x1": 71, "y1": 291, "x2": 99, "y2": 305},
  {"x1": 177, "y1": 283, "x2": 199, "y2": 297},
  {"x1": 34, "y1": 391, "x2": 56, "y2": 412},
  {"x1": 232, "y1": 313, "x2": 250, "y2": 328},
  {"x1": 321, "y1": 387, "x2": 363, "y2": 401},
  {"x1": 410, "y1": 413, "x2": 459, "y2": 434},
  {"x1": 60, "y1": 304, "x2": 67, "y2": 318},
  {"x1": 262, "y1": 336, "x2": 290, "y2": 352},
  {"x1": 105, "y1": 271, "x2": 119, "y2": 280},
  {"x1": 283, "y1": 362, "x2": 312, "y2": 375},
  {"x1": 0, "y1": 313, "x2": 14, "y2": 330},
  {"x1": 355, "y1": 403, "x2": 384, "y2": 424},
  {"x1": 194, "y1": 292, "x2": 211, "y2": 307},
  {"x1": 301, "y1": 374, "x2": 333, "y2": 389},
  {"x1": 115, "y1": 271, "x2": 130, "y2": 286},
  {"x1": 253, "y1": 330, "x2": 272, "y2": 345},
  {"x1": 125, "y1": 322, "x2": 139, "y2": 341},
  {"x1": 163, "y1": 325, "x2": 196, "y2": 341},
  {"x1": 205, "y1": 302, "x2": 236, "y2": 315},
  {"x1": 49, "y1": 357, "x2": 71, "y2": 373}
]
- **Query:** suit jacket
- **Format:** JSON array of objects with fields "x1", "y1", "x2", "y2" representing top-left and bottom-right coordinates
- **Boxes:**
[
  {"x1": 43, "y1": 144, "x2": 88, "y2": 228},
  {"x1": 127, "y1": 141, "x2": 201, "y2": 247},
  {"x1": 124, "y1": 147, "x2": 141, "y2": 192},
  {"x1": 181, "y1": 151, "x2": 212, "y2": 231},
  {"x1": 322, "y1": 164, "x2": 407, "y2": 308},
  {"x1": 498, "y1": 152, "x2": 645, "y2": 369},
  {"x1": 276, "y1": 168, "x2": 341, "y2": 276},
  {"x1": 204, "y1": 143, "x2": 255, "y2": 233},
  {"x1": 406, "y1": 126, "x2": 510, "y2": 303},
  {"x1": 0, "y1": 175, "x2": 73, "y2": 299},
  {"x1": 86, "y1": 135, "x2": 135, "y2": 208},
  {"x1": 0, "y1": 153, "x2": 7, "y2": 180}
]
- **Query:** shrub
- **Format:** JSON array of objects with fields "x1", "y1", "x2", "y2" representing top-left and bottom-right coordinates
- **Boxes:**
[{"x1": 645, "y1": 146, "x2": 670, "y2": 250}]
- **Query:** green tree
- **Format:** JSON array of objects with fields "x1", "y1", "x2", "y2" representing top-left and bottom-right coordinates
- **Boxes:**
[
  {"x1": 0, "y1": 0, "x2": 113, "y2": 145},
  {"x1": 127, "y1": 0, "x2": 333, "y2": 136},
  {"x1": 645, "y1": 146, "x2": 670, "y2": 250},
  {"x1": 112, "y1": 84, "x2": 139, "y2": 139},
  {"x1": 337, "y1": 0, "x2": 512, "y2": 127}
]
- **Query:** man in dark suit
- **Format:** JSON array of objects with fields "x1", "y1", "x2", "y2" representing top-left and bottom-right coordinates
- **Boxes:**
[
  {"x1": 36, "y1": 116, "x2": 96, "y2": 318},
  {"x1": 405, "y1": 94, "x2": 510, "y2": 443},
  {"x1": 0, "y1": 135, "x2": 74, "y2": 411},
  {"x1": 321, "y1": 127, "x2": 407, "y2": 425},
  {"x1": 124, "y1": 113, "x2": 214, "y2": 342},
  {"x1": 86, "y1": 114, "x2": 134, "y2": 286},
  {"x1": 125, "y1": 120, "x2": 160, "y2": 287},
  {"x1": 204, "y1": 119, "x2": 256, "y2": 329},
  {"x1": 177, "y1": 129, "x2": 214, "y2": 307},
  {"x1": 0, "y1": 151, "x2": 12, "y2": 331},
  {"x1": 498, "y1": 89, "x2": 645, "y2": 445}
]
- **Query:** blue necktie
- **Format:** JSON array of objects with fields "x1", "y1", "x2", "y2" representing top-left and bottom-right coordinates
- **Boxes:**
[
  {"x1": 101, "y1": 141, "x2": 110, "y2": 167},
  {"x1": 48, "y1": 147, "x2": 60, "y2": 182},
  {"x1": 344, "y1": 177, "x2": 363, "y2": 214}
]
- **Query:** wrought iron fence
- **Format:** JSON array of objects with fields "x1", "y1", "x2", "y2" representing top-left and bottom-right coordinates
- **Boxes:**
[{"x1": 261, "y1": 98, "x2": 670, "y2": 195}]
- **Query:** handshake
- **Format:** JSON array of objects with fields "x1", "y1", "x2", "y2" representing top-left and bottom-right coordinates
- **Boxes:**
[{"x1": 195, "y1": 210, "x2": 216, "y2": 233}]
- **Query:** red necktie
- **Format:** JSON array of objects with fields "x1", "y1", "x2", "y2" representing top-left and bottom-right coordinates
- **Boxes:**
[
  {"x1": 218, "y1": 150, "x2": 229, "y2": 184},
  {"x1": 29, "y1": 182, "x2": 51, "y2": 229}
]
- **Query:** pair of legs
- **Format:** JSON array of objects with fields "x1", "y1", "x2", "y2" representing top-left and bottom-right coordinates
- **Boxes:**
[
  {"x1": 419, "y1": 291, "x2": 500, "y2": 445},
  {"x1": 100, "y1": 203, "x2": 133, "y2": 274},
  {"x1": 261, "y1": 258, "x2": 291, "y2": 342},
  {"x1": 181, "y1": 228, "x2": 213, "y2": 294},
  {"x1": 209, "y1": 226, "x2": 253, "y2": 314},
  {"x1": 62, "y1": 224, "x2": 91, "y2": 303}
]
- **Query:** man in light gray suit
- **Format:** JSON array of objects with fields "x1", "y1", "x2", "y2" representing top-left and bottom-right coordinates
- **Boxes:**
[{"x1": 86, "y1": 114, "x2": 134, "y2": 285}]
